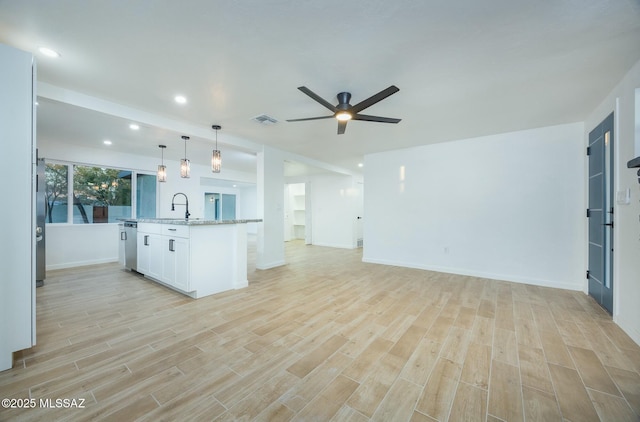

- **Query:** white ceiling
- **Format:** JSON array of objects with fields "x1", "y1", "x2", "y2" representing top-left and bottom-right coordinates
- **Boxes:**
[{"x1": 1, "y1": 0, "x2": 640, "y2": 174}]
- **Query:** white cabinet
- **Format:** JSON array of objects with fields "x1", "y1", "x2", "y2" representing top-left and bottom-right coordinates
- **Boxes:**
[
  {"x1": 134, "y1": 221, "x2": 250, "y2": 299},
  {"x1": 118, "y1": 223, "x2": 126, "y2": 267},
  {"x1": 161, "y1": 225, "x2": 190, "y2": 292},
  {"x1": 137, "y1": 224, "x2": 163, "y2": 279},
  {"x1": 162, "y1": 236, "x2": 190, "y2": 291},
  {"x1": 138, "y1": 223, "x2": 192, "y2": 294},
  {"x1": 136, "y1": 232, "x2": 150, "y2": 274}
]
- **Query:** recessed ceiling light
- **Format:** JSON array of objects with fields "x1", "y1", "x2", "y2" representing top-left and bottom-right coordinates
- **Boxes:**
[
  {"x1": 103, "y1": 140, "x2": 112, "y2": 145},
  {"x1": 174, "y1": 95, "x2": 187, "y2": 104},
  {"x1": 129, "y1": 123, "x2": 139, "y2": 130},
  {"x1": 38, "y1": 47, "x2": 60, "y2": 58},
  {"x1": 358, "y1": 163, "x2": 363, "y2": 168}
]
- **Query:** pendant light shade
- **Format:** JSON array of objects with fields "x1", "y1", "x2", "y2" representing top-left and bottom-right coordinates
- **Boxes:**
[
  {"x1": 211, "y1": 125, "x2": 222, "y2": 173},
  {"x1": 211, "y1": 150, "x2": 221, "y2": 173},
  {"x1": 157, "y1": 145, "x2": 167, "y2": 182},
  {"x1": 180, "y1": 135, "x2": 190, "y2": 178}
]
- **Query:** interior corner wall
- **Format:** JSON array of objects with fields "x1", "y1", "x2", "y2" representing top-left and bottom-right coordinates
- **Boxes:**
[
  {"x1": 363, "y1": 122, "x2": 585, "y2": 290},
  {"x1": 585, "y1": 58, "x2": 640, "y2": 346}
]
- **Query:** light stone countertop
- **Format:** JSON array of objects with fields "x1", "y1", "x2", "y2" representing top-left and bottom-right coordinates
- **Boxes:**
[{"x1": 135, "y1": 218, "x2": 262, "y2": 226}]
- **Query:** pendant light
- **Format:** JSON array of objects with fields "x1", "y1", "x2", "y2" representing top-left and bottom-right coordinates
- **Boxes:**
[
  {"x1": 180, "y1": 135, "x2": 190, "y2": 178},
  {"x1": 157, "y1": 145, "x2": 167, "y2": 182},
  {"x1": 211, "y1": 125, "x2": 222, "y2": 173}
]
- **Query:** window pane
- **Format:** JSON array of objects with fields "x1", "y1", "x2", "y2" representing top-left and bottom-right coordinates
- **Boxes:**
[
  {"x1": 136, "y1": 173, "x2": 157, "y2": 218},
  {"x1": 221, "y1": 194, "x2": 236, "y2": 220},
  {"x1": 45, "y1": 163, "x2": 68, "y2": 223},
  {"x1": 73, "y1": 166, "x2": 132, "y2": 223}
]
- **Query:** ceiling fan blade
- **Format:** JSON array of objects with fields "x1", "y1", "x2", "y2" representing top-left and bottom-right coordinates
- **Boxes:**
[
  {"x1": 337, "y1": 120, "x2": 347, "y2": 135},
  {"x1": 286, "y1": 116, "x2": 334, "y2": 122},
  {"x1": 352, "y1": 114, "x2": 402, "y2": 124},
  {"x1": 297, "y1": 87, "x2": 337, "y2": 112},
  {"x1": 350, "y1": 85, "x2": 400, "y2": 114}
]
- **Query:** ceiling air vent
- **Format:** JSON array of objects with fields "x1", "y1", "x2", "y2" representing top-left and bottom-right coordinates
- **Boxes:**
[{"x1": 251, "y1": 114, "x2": 278, "y2": 126}]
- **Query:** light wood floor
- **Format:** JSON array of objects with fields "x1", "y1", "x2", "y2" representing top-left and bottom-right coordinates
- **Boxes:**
[{"x1": 1, "y1": 241, "x2": 639, "y2": 421}]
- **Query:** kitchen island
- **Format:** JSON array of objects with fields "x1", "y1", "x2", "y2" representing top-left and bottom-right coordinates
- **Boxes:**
[{"x1": 135, "y1": 218, "x2": 261, "y2": 299}]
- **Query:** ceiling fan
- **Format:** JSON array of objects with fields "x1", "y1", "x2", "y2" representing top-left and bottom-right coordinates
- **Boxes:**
[{"x1": 287, "y1": 85, "x2": 401, "y2": 134}]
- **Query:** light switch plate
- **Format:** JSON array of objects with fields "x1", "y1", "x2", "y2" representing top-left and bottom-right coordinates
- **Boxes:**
[{"x1": 616, "y1": 188, "x2": 631, "y2": 205}]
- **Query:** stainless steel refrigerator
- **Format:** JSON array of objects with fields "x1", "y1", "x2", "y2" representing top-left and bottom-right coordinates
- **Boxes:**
[{"x1": 36, "y1": 157, "x2": 46, "y2": 286}]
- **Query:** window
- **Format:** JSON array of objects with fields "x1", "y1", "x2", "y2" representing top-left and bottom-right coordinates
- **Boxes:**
[
  {"x1": 73, "y1": 166, "x2": 132, "y2": 223},
  {"x1": 44, "y1": 162, "x2": 155, "y2": 224},
  {"x1": 45, "y1": 163, "x2": 69, "y2": 223},
  {"x1": 136, "y1": 173, "x2": 157, "y2": 219}
]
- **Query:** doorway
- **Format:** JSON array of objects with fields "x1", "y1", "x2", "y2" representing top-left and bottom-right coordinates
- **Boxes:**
[
  {"x1": 587, "y1": 112, "x2": 614, "y2": 314},
  {"x1": 284, "y1": 182, "x2": 311, "y2": 244},
  {"x1": 204, "y1": 192, "x2": 236, "y2": 220}
]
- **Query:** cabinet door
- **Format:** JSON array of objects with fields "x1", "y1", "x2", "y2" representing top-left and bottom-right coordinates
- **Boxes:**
[
  {"x1": 173, "y1": 238, "x2": 190, "y2": 292},
  {"x1": 137, "y1": 232, "x2": 150, "y2": 274},
  {"x1": 163, "y1": 237, "x2": 190, "y2": 292},
  {"x1": 118, "y1": 227, "x2": 126, "y2": 267},
  {"x1": 137, "y1": 232, "x2": 162, "y2": 278},
  {"x1": 162, "y1": 237, "x2": 176, "y2": 286},
  {"x1": 147, "y1": 234, "x2": 163, "y2": 279}
]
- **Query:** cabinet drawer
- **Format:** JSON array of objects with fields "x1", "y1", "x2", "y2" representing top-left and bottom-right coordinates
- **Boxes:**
[
  {"x1": 162, "y1": 224, "x2": 189, "y2": 238},
  {"x1": 138, "y1": 223, "x2": 162, "y2": 234}
]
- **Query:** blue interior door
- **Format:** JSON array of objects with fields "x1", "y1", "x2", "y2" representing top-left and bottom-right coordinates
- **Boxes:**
[{"x1": 587, "y1": 112, "x2": 614, "y2": 314}]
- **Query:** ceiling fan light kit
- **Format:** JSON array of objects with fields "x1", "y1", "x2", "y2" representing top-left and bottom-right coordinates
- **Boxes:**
[
  {"x1": 287, "y1": 85, "x2": 401, "y2": 134},
  {"x1": 335, "y1": 111, "x2": 352, "y2": 121}
]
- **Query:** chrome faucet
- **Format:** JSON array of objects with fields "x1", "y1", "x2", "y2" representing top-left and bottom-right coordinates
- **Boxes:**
[{"x1": 171, "y1": 192, "x2": 190, "y2": 220}]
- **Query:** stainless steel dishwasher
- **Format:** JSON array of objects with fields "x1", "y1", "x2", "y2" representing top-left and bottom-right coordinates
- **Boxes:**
[{"x1": 123, "y1": 221, "x2": 137, "y2": 271}]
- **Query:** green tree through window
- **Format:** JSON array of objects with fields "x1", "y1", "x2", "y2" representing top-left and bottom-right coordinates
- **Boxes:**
[
  {"x1": 45, "y1": 164, "x2": 68, "y2": 223},
  {"x1": 73, "y1": 166, "x2": 132, "y2": 223},
  {"x1": 45, "y1": 162, "x2": 153, "y2": 224}
]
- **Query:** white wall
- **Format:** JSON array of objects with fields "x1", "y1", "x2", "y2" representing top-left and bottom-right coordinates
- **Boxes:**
[
  {"x1": 585, "y1": 58, "x2": 640, "y2": 345},
  {"x1": 309, "y1": 174, "x2": 361, "y2": 249},
  {"x1": 238, "y1": 185, "x2": 258, "y2": 235},
  {"x1": 363, "y1": 122, "x2": 585, "y2": 290},
  {"x1": 636, "y1": 88, "x2": 640, "y2": 155},
  {"x1": 46, "y1": 224, "x2": 120, "y2": 270},
  {"x1": 39, "y1": 140, "x2": 257, "y2": 269}
]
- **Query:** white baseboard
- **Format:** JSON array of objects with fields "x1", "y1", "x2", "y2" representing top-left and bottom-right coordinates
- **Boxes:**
[
  {"x1": 614, "y1": 314, "x2": 640, "y2": 347},
  {"x1": 361, "y1": 257, "x2": 582, "y2": 291},
  {"x1": 234, "y1": 279, "x2": 249, "y2": 289},
  {"x1": 311, "y1": 242, "x2": 357, "y2": 249},
  {"x1": 256, "y1": 260, "x2": 286, "y2": 270},
  {"x1": 46, "y1": 257, "x2": 119, "y2": 271}
]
